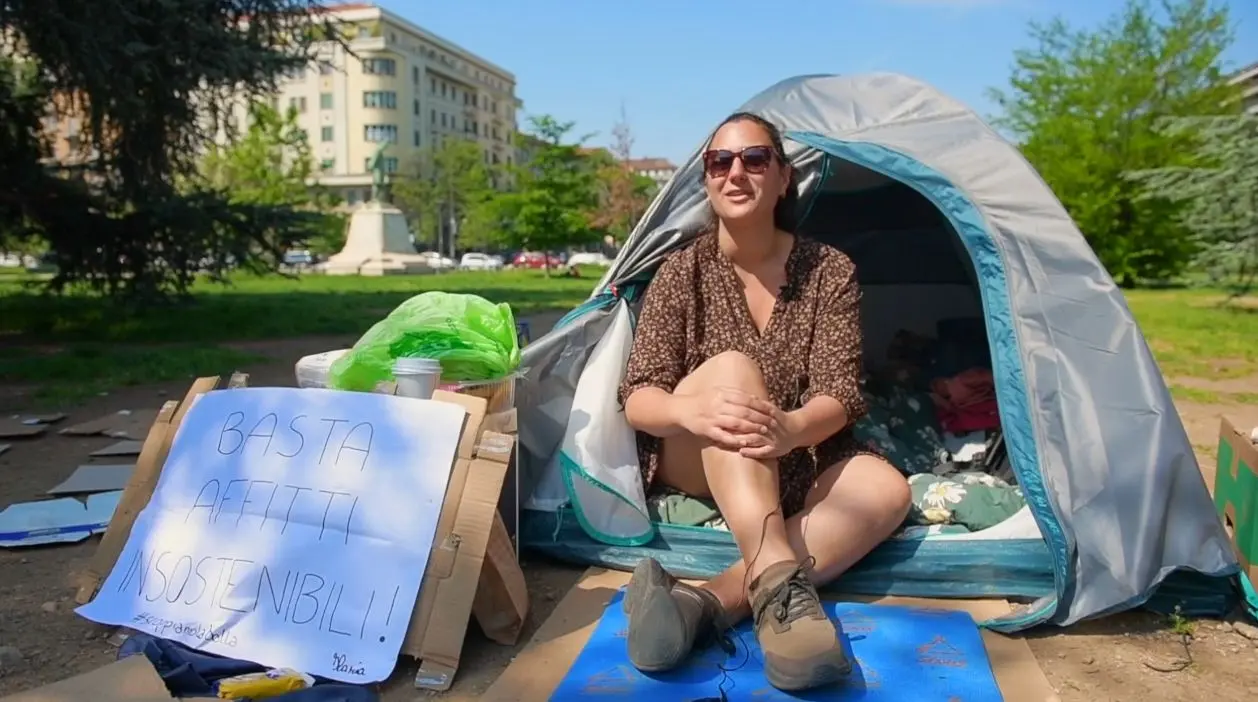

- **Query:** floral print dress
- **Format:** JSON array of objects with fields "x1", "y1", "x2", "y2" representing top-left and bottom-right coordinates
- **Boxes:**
[{"x1": 617, "y1": 233, "x2": 884, "y2": 518}]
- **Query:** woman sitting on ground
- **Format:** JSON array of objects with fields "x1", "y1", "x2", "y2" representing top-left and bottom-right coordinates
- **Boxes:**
[{"x1": 618, "y1": 112, "x2": 912, "y2": 692}]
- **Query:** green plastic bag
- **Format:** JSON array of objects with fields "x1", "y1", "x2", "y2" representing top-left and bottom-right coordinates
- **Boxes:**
[{"x1": 327, "y1": 291, "x2": 521, "y2": 392}]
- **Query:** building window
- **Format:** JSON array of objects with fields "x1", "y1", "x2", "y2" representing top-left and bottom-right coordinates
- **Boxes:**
[
  {"x1": 365, "y1": 156, "x2": 399, "y2": 173},
  {"x1": 413, "y1": 130, "x2": 420, "y2": 146},
  {"x1": 362, "y1": 58, "x2": 396, "y2": 76},
  {"x1": 320, "y1": 158, "x2": 335, "y2": 171},
  {"x1": 441, "y1": 113, "x2": 447, "y2": 128},
  {"x1": 413, "y1": 66, "x2": 419, "y2": 83},
  {"x1": 288, "y1": 96, "x2": 307, "y2": 113},
  {"x1": 441, "y1": 83, "x2": 447, "y2": 98},
  {"x1": 413, "y1": 99, "x2": 419, "y2": 115},
  {"x1": 363, "y1": 91, "x2": 397, "y2": 109},
  {"x1": 363, "y1": 124, "x2": 398, "y2": 143},
  {"x1": 430, "y1": 78, "x2": 436, "y2": 94},
  {"x1": 431, "y1": 109, "x2": 436, "y2": 124},
  {"x1": 319, "y1": 92, "x2": 333, "y2": 109},
  {"x1": 321, "y1": 126, "x2": 333, "y2": 142}
]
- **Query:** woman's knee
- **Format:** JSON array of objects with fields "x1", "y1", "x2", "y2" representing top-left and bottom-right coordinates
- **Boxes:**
[
  {"x1": 816, "y1": 455, "x2": 912, "y2": 525},
  {"x1": 683, "y1": 351, "x2": 766, "y2": 392}
]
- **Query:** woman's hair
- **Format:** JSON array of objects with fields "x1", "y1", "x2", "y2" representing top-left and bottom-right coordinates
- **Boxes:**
[{"x1": 700, "y1": 111, "x2": 800, "y2": 233}]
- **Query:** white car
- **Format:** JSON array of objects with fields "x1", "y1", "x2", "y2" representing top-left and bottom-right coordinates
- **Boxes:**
[
  {"x1": 420, "y1": 251, "x2": 456, "y2": 270},
  {"x1": 459, "y1": 252, "x2": 504, "y2": 270},
  {"x1": 567, "y1": 252, "x2": 612, "y2": 267}
]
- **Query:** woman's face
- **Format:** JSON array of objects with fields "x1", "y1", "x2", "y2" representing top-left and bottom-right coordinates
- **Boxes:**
[{"x1": 702, "y1": 119, "x2": 790, "y2": 227}]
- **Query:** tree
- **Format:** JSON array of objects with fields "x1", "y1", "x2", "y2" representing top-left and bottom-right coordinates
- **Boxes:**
[
  {"x1": 590, "y1": 105, "x2": 657, "y2": 242},
  {"x1": 988, "y1": 0, "x2": 1240, "y2": 286},
  {"x1": 491, "y1": 115, "x2": 603, "y2": 275},
  {"x1": 0, "y1": 0, "x2": 337, "y2": 300},
  {"x1": 393, "y1": 137, "x2": 499, "y2": 256},
  {"x1": 200, "y1": 102, "x2": 345, "y2": 257},
  {"x1": 1128, "y1": 115, "x2": 1258, "y2": 293}
]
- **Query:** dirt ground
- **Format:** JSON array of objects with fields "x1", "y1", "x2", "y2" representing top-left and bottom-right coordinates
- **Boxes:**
[{"x1": 2, "y1": 329, "x2": 1257, "y2": 701}]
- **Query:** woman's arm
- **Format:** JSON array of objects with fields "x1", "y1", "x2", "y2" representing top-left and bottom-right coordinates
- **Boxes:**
[
  {"x1": 619, "y1": 257, "x2": 691, "y2": 438},
  {"x1": 787, "y1": 258, "x2": 867, "y2": 449}
]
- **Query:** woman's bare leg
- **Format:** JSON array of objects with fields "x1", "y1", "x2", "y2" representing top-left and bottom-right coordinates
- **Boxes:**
[
  {"x1": 652, "y1": 352, "x2": 911, "y2": 690},
  {"x1": 658, "y1": 354, "x2": 912, "y2": 618},
  {"x1": 658, "y1": 351, "x2": 797, "y2": 580},
  {"x1": 700, "y1": 454, "x2": 911, "y2": 621}
]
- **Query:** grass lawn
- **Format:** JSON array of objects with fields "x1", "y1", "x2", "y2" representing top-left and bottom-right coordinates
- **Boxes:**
[
  {"x1": 1124, "y1": 288, "x2": 1258, "y2": 404},
  {"x1": 1, "y1": 270, "x2": 1255, "y2": 408},
  {"x1": 0, "y1": 270, "x2": 596, "y2": 406}
]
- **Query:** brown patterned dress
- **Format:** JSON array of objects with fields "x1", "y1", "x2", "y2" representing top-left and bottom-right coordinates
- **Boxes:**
[{"x1": 617, "y1": 233, "x2": 880, "y2": 518}]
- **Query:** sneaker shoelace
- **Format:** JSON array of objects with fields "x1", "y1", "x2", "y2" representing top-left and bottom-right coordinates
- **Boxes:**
[{"x1": 765, "y1": 559, "x2": 823, "y2": 626}]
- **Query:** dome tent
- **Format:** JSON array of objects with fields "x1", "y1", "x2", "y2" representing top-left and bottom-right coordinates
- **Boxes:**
[{"x1": 511, "y1": 73, "x2": 1251, "y2": 632}]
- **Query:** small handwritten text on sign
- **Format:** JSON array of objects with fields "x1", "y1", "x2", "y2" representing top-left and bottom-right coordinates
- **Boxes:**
[{"x1": 76, "y1": 387, "x2": 467, "y2": 683}]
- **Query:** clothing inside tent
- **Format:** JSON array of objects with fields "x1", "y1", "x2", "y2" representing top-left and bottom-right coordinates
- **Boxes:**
[{"x1": 633, "y1": 153, "x2": 1039, "y2": 542}]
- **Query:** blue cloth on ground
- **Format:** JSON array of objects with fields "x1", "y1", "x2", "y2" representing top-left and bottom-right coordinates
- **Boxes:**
[
  {"x1": 118, "y1": 633, "x2": 378, "y2": 701},
  {"x1": 549, "y1": 590, "x2": 1003, "y2": 701}
]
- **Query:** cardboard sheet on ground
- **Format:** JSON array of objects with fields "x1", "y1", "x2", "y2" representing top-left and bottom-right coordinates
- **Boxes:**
[
  {"x1": 91, "y1": 440, "x2": 144, "y2": 457},
  {"x1": 484, "y1": 569, "x2": 1056, "y2": 702},
  {"x1": 0, "y1": 492, "x2": 122, "y2": 547},
  {"x1": 0, "y1": 655, "x2": 172, "y2": 702},
  {"x1": 47, "y1": 464, "x2": 134, "y2": 495},
  {"x1": 76, "y1": 387, "x2": 468, "y2": 684}
]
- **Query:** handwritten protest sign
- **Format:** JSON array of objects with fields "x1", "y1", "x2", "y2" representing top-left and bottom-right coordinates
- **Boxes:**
[{"x1": 76, "y1": 387, "x2": 467, "y2": 683}]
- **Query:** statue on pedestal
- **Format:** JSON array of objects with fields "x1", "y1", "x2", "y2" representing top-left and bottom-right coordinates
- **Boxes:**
[{"x1": 367, "y1": 142, "x2": 392, "y2": 204}]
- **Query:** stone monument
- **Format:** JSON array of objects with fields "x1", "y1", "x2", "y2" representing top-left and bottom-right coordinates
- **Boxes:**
[{"x1": 324, "y1": 143, "x2": 433, "y2": 276}]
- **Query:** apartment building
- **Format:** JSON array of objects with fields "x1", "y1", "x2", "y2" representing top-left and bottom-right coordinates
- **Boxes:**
[
  {"x1": 1230, "y1": 61, "x2": 1258, "y2": 116},
  {"x1": 624, "y1": 158, "x2": 677, "y2": 191},
  {"x1": 266, "y1": 3, "x2": 522, "y2": 205}
]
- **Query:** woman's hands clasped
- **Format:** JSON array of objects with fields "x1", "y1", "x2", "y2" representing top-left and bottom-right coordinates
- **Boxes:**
[{"x1": 678, "y1": 387, "x2": 800, "y2": 459}]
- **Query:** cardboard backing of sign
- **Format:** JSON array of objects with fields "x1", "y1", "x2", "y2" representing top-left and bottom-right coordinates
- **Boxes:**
[
  {"x1": 71, "y1": 374, "x2": 524, "y2": 693},
  {"x1": 1216, "y1": 416, "x2": 1258, "y2": 584}
]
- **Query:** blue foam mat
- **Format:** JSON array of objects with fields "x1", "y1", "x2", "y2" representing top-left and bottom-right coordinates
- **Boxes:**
[{"x1": 550, "y1": 589, "x2": 1004, "y2": 701}]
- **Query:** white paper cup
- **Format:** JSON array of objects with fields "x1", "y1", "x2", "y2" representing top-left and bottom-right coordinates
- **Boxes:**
[{"x1": 392, "y1": 357, "x2": 442, "y2": 399}]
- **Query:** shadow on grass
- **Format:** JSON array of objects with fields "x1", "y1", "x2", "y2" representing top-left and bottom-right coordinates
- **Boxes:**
[
  {"x1": 0, "y1": 272, "x2": 593, "y2": 408},
  {"x1": 0, "y1": 343, "x2": 269, "y2": 408},
  {"x1": 1, "y1": 284, "x2": 590, "y2": 344}
]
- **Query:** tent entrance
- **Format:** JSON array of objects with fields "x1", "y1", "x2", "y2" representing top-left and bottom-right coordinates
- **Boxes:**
[{"x1": 791, "y1": 150, "x2": 1040, "y2": 542}]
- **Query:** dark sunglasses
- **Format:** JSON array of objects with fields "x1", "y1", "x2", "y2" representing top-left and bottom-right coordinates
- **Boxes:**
[{"x1": 701, "y1": 145, "x2": 776, "y2": 178}]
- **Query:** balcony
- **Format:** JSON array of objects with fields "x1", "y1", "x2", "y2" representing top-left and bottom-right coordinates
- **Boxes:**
[{"x1": 349, "y1": 35, "x2": 386, "y2": 53}]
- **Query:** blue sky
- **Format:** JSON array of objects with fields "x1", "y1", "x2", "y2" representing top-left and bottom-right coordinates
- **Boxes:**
[{"x1": 376, "y1": 0, "x2": 1258, "y2": 163}]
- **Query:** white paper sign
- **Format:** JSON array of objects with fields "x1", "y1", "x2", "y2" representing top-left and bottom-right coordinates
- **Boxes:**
[{"x1": 76, "y1": 387, "x2": 467, "y2": 683}]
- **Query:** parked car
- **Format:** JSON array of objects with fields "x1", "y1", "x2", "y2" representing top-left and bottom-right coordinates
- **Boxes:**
[
  {"x1": 283, "y1": 249, "x2": 315, "y2": 267},
  {"x1": 511, "y1": 252, "x2": 563, "y2": 269},
  {"x1": 567, "y1": 252, "x2": 612, "y2": 267},
  {"x1": 459, "y1": 252, "x2": 504, "y2": 271},
  {"x1": 420, "y1": 251, "x2": 456, "y2": 270}
]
